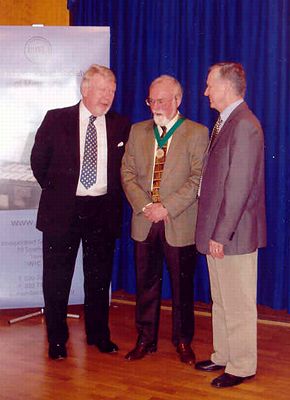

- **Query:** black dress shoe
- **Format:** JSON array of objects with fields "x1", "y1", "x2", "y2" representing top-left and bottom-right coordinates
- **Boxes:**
[
  {"x1": 195, "y1": 359, "x2": 224, "y2": 372},
  {"x1": 95, "y1": 339, "x2": 119, "y2": 353},
  {"x1": 211, "y1": 372, "x2": 255, "y2": 388},
  {"x1": 87, "y1": 337, "x2": 119, "y2": 352},
  {"x1": 125, "y1": 343, "x2": 157, "y2": 361},
  {"x1": 176, "y1": 343, "x2": 195, "y2": 365},
  {"x1": 48, "y1": 343, "x2": 67, "y2": 360}
]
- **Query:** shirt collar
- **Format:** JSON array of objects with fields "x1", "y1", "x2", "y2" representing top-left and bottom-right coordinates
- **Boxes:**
[
  {"x1": 220, "y1": 99, "x2": 244, "y2": 124},
  {"x1": 80, "y1": 101, "x2": 94, "y2": 122}
]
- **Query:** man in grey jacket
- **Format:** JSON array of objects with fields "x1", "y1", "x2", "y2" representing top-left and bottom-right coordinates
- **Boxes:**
[{"x1": 195, "y1": 62, "x2": 266, "y2": 388}]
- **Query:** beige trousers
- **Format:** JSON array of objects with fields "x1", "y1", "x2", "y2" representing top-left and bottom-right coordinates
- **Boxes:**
[{"x1": 207, "y1": 251, "x2": 257, "y2": 377}]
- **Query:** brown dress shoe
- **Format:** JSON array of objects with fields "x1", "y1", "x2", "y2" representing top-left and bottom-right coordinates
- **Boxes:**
[
  {"x1": 195, "y1": 359, "x2": 225, "y2": 372},
  {"x1": 211, "y1": 372, "x2": 255, "y2": 388},
  {"x1": 125, "y1": 343, "x2": 157, "y2": 361},
  {"x1": 176, "y1": 343, "x2": 195, "y2": 365}
]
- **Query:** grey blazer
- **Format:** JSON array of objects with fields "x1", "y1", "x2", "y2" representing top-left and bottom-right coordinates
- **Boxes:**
[
  {"x1": 121, "y1": 118, "x2": 208, "y2": 247},
  {"x1": 196, "y1": 102, "x2": 267, "y2": 255}
]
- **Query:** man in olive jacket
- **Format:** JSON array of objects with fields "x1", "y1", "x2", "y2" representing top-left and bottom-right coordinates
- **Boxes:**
[{"x1": 121, "y1": 75, "x2": 208, "y2": 364}]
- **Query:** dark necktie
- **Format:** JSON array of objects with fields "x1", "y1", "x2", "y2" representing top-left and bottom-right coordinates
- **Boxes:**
[
  {"x1": 209, "y1": 115, "x2": 222, "y2": 150},
  {"x1": 197, "y1": 116, "x2": 222, "y2": 198},
  {"x1": 151, "y1": 126, "x2": 167, "y2": 203},
  {"x1": 80, "y1": 115, "x2": 97, "y2": 189}
]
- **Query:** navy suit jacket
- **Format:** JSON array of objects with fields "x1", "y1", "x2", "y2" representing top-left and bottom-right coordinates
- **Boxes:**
[{"x1": 31, "y1": 103, "x2": 130, "y2": 236}]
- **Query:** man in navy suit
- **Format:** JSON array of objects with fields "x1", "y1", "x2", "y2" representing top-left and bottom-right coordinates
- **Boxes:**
[{"x1": 31, "y1": 64, "x2": 130, "y2": 360}]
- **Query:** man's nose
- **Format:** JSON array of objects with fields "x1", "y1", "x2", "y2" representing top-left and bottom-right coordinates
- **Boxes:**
[{"x1": 150, "y1": 101, "x2": 162, "y2": 111}]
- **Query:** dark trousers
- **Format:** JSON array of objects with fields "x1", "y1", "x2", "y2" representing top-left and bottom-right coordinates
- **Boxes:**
[
  {"x1": 42, "y1": 195, "x2": 115, "y2": 345},
  {"x1": 134, "y1": 221, "x2": 197, "y2": 348}
]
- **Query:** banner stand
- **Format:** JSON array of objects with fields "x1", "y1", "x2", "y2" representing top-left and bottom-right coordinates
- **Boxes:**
[
  {"x1": 8, "y1": 308, "x2": 80, "y2": 324},
  {"x1": 0, "y1": 26, "x2": 110, "y2": 310}
]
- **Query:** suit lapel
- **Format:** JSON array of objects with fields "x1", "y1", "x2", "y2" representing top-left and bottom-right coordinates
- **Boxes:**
[
  {"x1": 65, "y1": 103, "x2": 80, "y2": 169},
  {"x1": 144, "y1": 121, "x2": 156, "y2": 168},
  {"x1": 210, "y1": 102, "x2": 248, "y2": 151},
  {"x1": 105, "y1": 112, "x2": 115, "y2": 187},
  {"x1": 106, "y1": 112, "x2": 114, "y2": 151}
]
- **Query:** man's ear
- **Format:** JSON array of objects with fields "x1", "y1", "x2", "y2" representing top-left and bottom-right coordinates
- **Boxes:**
[
  {"x1": 176, "y1": 95, "x2": 182, "y2": 108},
  {"x1": 225, "y1": 80, "x2": 235, "y2": 95},
  {"x1": 81, "y1": 85, "x2": 88, "y2": 98}
]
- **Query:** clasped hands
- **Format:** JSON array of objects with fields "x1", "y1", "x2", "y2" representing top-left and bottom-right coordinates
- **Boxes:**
[{"x1": 143, "y1": 203, "x2": 169, "y2": 223}]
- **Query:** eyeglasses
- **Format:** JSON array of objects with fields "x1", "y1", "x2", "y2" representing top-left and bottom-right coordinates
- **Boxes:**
[{"x1": 145, "y1": 97, "x2": 175, "y2": 107}]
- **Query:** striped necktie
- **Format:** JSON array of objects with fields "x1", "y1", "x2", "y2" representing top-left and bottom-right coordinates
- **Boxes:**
[
  {"x1": 209, "y1": 115, "x2": 222, "y2": 150},
  {"x1": 151, "y1": 126, "x2": 167, "y2": 203}
]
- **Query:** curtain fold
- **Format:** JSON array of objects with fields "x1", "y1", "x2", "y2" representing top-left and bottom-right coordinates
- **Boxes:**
[{"x1": 68, "y1": 0, "x2": 290, "y2": 312}]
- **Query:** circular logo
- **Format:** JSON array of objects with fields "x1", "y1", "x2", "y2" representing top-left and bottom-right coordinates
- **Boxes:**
[{"x1": 24, "y1": 36, "x2": 52, "y2": 64}]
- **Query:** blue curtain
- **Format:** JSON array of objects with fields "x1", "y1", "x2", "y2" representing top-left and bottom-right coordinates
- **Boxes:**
[{"x1": 68, "y1": 0, "x2": 290, "y2": 312}]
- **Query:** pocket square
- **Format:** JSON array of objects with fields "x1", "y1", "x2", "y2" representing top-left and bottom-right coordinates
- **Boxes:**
[{"x1": 117, "y1": 141, "x2": 124, "y2": 147}]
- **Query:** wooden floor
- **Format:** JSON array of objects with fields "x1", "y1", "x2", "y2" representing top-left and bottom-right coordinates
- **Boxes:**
[{"x1": 1, "y1": 296, "x2": 290, "y2": 400}]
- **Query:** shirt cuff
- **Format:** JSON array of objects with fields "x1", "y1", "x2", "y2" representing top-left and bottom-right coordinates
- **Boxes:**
[{"x1": 142, "y1": 202, "x2": 153, "y2": 212}]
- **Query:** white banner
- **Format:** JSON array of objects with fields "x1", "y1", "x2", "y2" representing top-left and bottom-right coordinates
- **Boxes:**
[
  {"x1": 0, "y1": 26, "x2": 110, "y2": 308},
  {"x1": 0, "y1": 210, "x2": 83, "y2": 308}
]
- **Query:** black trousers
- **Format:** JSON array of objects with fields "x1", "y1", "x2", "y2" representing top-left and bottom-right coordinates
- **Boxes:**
[
  {"x1": 42, "y1": 195, "x2": 115, "y2": 345},
  {"x1": 134, "y1": 221, "x2": 197, "y2": 348}
]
